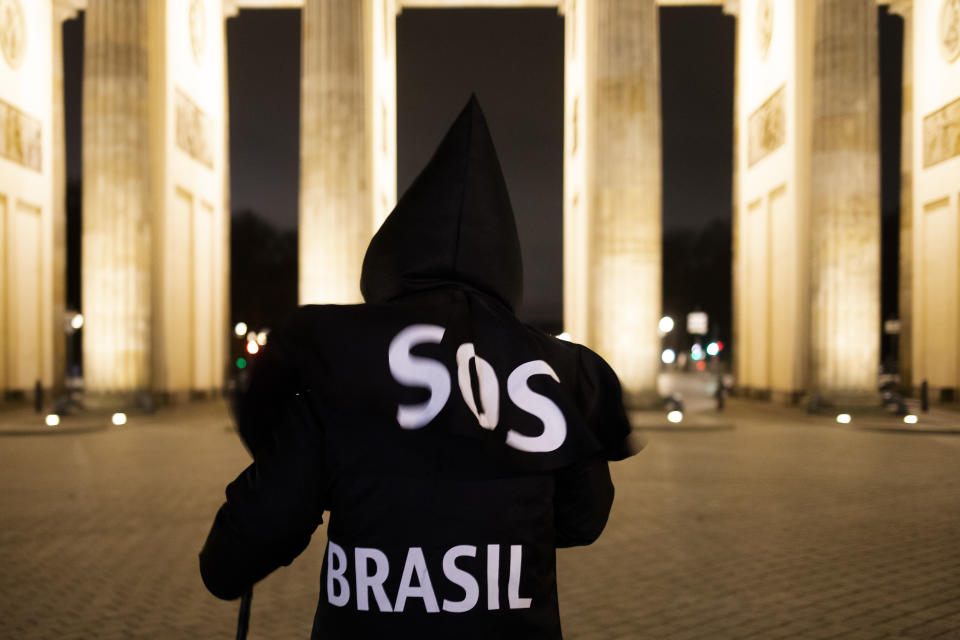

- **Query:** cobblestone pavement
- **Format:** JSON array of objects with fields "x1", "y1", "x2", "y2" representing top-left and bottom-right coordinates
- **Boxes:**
[{"x1": 1, "y1": 398, "x2": 959, "y2": 639}]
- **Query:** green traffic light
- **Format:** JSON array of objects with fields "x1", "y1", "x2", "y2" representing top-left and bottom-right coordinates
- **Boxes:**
[{"x1": 236, "y1": 357, "x2": 247, "y2": 370}]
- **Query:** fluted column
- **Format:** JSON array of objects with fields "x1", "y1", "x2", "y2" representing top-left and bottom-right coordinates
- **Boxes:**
[
  {"x1": 809, "y1": 0, "x2": 880, "y2": 400},
  {"x1": 82, "y1": 0, "x2": 152, "y2": 396},
  {"x1": 300, "y1": 0, "x2": 371, "y2": 304},
  {"x1": 585, "y1": 0, "x2": 661, "y2": 405},
  {"x1": 891, "y1": 0, "x2": 913, "y2": 394}
]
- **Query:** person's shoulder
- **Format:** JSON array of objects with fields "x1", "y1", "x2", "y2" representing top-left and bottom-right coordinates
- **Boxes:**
[
  {"x1": 288, "y1": 303, "x2": 367, "y2": 324},
  {"x1": 517, "y1": 326, "x2": 617, "y2": 380},
  {"x1": 277, "y1": 303, "x2": 376, "y2": 341}
]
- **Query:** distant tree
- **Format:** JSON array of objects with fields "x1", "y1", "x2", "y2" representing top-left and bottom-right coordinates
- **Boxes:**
[
  {"x1": 662, "y1": 219, "x2": 732, "y2": 352},
  {"x1": 230, "y1": 211, "x2": 298, "y2": 334}
]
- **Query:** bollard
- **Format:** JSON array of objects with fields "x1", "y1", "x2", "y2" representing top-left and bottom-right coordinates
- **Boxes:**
[
  {"x1": 34, "y1": 380, "x2": 43, "y2": 413},
  {"x1": 716, "y1": 374, "x2": 725, "y2": 412},
  {"x1": 921, "y1": 379, "x2": 929, "y2": 413}
]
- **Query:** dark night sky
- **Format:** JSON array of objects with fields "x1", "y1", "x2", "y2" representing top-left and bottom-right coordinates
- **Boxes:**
[
  {"x1": 63, "y1": 7, "x2": 901, "y2": 329},
  {"x1": 221, "y1": 6, "x2": 735, "y2": 324}
]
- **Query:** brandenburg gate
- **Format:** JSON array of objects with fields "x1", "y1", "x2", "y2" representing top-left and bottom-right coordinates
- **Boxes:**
[{"x1": 0, "y1": 0, "x2": 958, "y2": 408}]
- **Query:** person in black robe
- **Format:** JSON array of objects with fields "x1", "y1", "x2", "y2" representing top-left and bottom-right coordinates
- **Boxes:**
[{"x1": 200, "y1": 95, "x2": 637, "y2": 639}]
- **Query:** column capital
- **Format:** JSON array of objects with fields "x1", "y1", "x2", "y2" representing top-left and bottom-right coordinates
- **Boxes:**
[
  {"x1": 223, "y1": 0, "x2": 240, "y2": 18},
  {"x1": 53, "y1": 0, "x2": 83, "y2": 22},
  {"x1": 888, "y1": 0, "x2": 912, "y2": 19},
  {"x1": 722, "y1": 0, "x2": 740, "y2": 17}
]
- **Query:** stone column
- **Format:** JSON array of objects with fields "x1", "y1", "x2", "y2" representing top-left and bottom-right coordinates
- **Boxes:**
[
  {"x1": 52, "y1": 1, "x2": 76, "y2": 395},
  {"x1": 585, "y1": 0, "x2": 661, "y2": 405},
  {"x1": 82, "y1": 0, "x2": 152, "y2": 398},
  {"x1": 890, "y1": 0, "x2": 913, "y2": 394},
  {"x1": 809, "y1": 0, "x2": 881, "y2": 401},
  {"x1": 300, "y1": 0, "x2": 371, "y2": 304}
]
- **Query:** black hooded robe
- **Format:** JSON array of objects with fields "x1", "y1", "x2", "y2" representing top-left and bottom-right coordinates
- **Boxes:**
[{"x1": 200, "y1": 96, "x2": 636, "y2": 640}]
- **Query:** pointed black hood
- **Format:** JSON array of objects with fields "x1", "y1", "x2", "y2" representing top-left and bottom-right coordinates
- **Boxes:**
[{"x1": 360, "y1": 95, "x2": 523, "y2": 311}]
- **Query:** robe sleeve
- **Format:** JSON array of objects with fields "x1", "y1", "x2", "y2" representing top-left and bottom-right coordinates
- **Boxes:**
[
  {"x1": 575, "y1": 345, "x2": 637, "y2": 462},
  {"x1": 199, "y1": 328, "x2": 327, "y2": 600},
  {"x1": 552, "y1": 345, "x2": 637, "y2": 548},
  {"x1": 553, "y1": 456, "x2": 614, "y2": 548}
]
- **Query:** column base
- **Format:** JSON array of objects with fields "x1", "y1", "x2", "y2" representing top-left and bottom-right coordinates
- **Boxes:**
[
  {"x1": 82, "y1": 390, "x2": 156, "y2": 412},
  {"x1": 806, "y1": 390, "x2": 882, "y2": 413},
  {"x1": 732, "y1": 386, "x2": 771, "y2": 401},
  {"x1": 770, "y1": 389, "x2": 806, "y2": 405}
]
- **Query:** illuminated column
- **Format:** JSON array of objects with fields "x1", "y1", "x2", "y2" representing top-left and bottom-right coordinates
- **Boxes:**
[
  {"x1": 584, "y1": 0, "x2": 661, "y2": 404},
  {"x1": 82, "y1": 0, "x2": 152, "y2": 396},
  {"x1": 891, "y1": 0, "x2": 912, "y2": 393},
  {"x1": 809, "y1": 0, "x2": 880, "y2": 400},
  {"x1": 562, "y1": 0, "x2": 589, "y2": 344},
  {"x1": 300, "y1": 0, "x2": 371, "y2": 304},
  {"x1": 371, "y1": 0, "x2": 398, "y2": 229}
]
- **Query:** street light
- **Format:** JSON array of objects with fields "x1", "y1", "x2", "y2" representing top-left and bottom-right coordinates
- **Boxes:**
[
  {"x1": 234, "y1": 322, "x2": 248, "y2": 337},
  {"x1": 45, "y1": 414, "x2": 60, "y2": 427},
  {"x1": 836, "y1": 413, "x2": 851, "y2": 424},
  {"x1": 112, "y1": 412, "x2": 127, "y2": 426},
  {"x1": 661, "y1": 348, "x2": 676, "y2": 365},
  {"x1": 667, "y1": 410, "x2": 683, "y2": 424},
  {"x1": 659, "y1": 316, "x2": 674, "y2": 334},
  {"x1": 70, "y1": 313, "x2": 84, "y2": 331}
]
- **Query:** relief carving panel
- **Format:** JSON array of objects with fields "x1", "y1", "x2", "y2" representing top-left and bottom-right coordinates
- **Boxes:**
[
  {"x1": 0, "y1": 0, "x2": 25, "y2": 70},
  {"x1": 756, "y1": 0, "x2": 773, "y2": 61},
  {"x1": 189, "y1": 0, "x2": 206, "y2": 66},
  {"x1": 0, "y1": 98, "x2": 41, "y2": 172},
  {"x1": 923, "y1": 96, "x2": 960, "y2": 168},
  {"x1": 175, "y1": 88, "x2": 213, "y2": 169},
  {"x1": 747, "y1": 86, "x2": 785, "y2": 168},
  {"x1": 941, "y1": 0, "x2": 960, "y2": 64}
]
